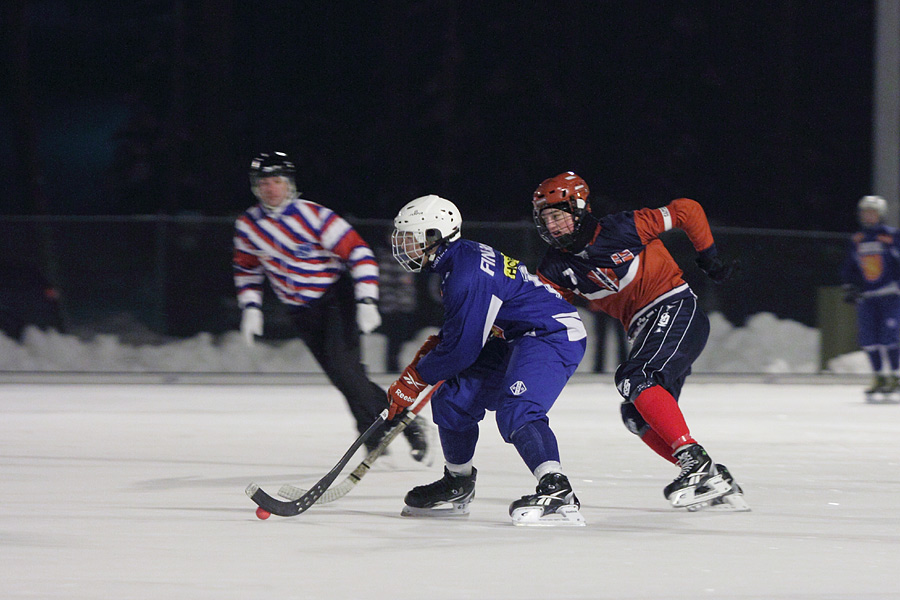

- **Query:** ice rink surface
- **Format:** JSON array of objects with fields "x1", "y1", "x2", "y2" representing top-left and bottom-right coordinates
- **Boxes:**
[{"x1": 1, "y1": 379, "x2": 898, "y2": 600}]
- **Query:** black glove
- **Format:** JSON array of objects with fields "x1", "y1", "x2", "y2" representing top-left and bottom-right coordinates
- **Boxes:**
[
  {"x1": 842, "y1": 284, "x2": 861, "y2": 304},
  {"x1": 696, "y1": 251, "x2": 738, "y2": 284}
]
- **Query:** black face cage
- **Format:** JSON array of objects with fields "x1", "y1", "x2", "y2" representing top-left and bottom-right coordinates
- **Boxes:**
[{"x1": 533, "y1": 204, "x2": 586, "y2": 250}]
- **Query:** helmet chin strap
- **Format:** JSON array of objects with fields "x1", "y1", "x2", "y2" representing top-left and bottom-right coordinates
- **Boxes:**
[
  {"x1": 423, "y1": 227, "x2": 459, "y2": 254},
  {"x1": 420, "y1": 227, "x2": 460, "y2": 266}
]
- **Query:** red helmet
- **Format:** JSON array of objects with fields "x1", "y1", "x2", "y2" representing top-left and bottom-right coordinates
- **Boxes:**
[{"x1": 532, "y1": 172, "x2": 591, "y2": 250}]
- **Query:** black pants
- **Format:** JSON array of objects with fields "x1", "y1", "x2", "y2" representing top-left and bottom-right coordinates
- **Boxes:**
[
  {"x1": 381, "y1": 312, "x2": 417, "y2": 372},
  {"x1": 290, "y1": 276, "x2": 388, "y2": 435}
]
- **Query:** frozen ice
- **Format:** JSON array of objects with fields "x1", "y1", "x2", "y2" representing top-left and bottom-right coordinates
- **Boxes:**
[{"x1": 1, "y1": 379, "x2": 897, "y2": 599}]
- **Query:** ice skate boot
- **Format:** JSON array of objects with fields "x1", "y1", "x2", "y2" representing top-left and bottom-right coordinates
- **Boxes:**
[
  {"x1": 509, "y1": 472, "x2": 585, "y2": 526},
  {"x1": 687, "y1": 464, "x2": 751, "y2": 512},
  {"x1": 403, "y1": 416, "x2": 436, "y2": 466},
  {"x1": 664, "y1": 444, "x2": 732, "y2": 508},
  {"x1": 881, "y1": 374, "x2": 900, "y2": 403},
  {"x1": 401, "y1": 467, "x2": 476, "y2": 517},
  {"x1": 865, "y1": 374, "x2": 888, "y2": 403}
]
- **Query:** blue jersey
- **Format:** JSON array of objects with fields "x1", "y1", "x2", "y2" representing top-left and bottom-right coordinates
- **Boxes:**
[
  {"x1": 841, "y1": 224, "x2": 900, "y2": 296},
  {"x1": 416, "y1": 239, "x2": 586, "y2": 384}
]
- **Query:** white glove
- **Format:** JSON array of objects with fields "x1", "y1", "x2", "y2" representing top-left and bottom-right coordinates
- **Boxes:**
[
  {"x1": 240, "y1": 307, "x2": 263, "y2": 347},
  {"x1": 356, "y1": 301, "x2": 382, "y2": 334}
]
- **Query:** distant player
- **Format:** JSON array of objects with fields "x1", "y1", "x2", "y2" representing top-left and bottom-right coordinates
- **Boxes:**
[
  {"x1": 386, "y1": 195, "x2": 588, "y2": 525},
  {"x1": 840, "y1": 195, "x2": 900, "y2": 403},
  {"x1": 232, "y1": 151, "x2": 433, "y2": 460},
  {"x1": 531, "y1": 172, "x2": 749, "y2": 511}
]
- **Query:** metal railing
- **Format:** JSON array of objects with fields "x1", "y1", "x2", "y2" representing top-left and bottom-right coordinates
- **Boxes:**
[{"x1": 0, "y1": 215, "x2": 853, "y2": 372}]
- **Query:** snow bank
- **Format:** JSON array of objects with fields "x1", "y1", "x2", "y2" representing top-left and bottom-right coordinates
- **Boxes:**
[{"x1": 0, "y1": 312, "x2": 869, "y2": 374}]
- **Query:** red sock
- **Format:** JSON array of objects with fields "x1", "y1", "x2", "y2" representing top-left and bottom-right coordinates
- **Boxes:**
[
  {"x1": 632, "y1": 385, "x2": 696, "y2": 451},
  {"x1": 640, "y1": 429, "x2": 678, "y2": 464}
]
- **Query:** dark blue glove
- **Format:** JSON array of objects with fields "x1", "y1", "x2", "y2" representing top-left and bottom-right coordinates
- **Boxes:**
[{"x1": 696, "y1": 249, "x2": 739, "y2": 284}]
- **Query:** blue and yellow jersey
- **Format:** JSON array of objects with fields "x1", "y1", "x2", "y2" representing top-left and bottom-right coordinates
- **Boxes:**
[
  {"x1": 841, "y1": 224, "x2": 900, "y2": 295},
  {"x1": 416, "y1": 239, "x2": 586, "y2": 384}
]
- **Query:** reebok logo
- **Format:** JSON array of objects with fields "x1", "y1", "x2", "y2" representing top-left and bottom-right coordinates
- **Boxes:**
[
  {"x1": 403, "y1": 373, "x2": 426, "y2": 390},
  {"x1": 683, "y1": 461, "x2": 711, "y2": 485},
  {"x1": 393, "y1": 389, "x2": 415, "y2": 403}
]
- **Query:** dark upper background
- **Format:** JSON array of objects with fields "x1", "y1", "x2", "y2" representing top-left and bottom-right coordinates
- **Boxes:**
[{"x1": 0, "y1": 1, "x2": 876, "y2": 231}]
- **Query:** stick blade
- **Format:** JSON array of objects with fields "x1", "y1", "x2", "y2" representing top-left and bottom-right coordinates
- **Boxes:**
[{"x1": 246, "y1": 482, "x2": 304, "y2": 517}]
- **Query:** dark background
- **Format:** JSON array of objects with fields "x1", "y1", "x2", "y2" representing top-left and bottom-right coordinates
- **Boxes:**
[{"x1": 1, "y1": 1, "x2": 876, "y2": 231}]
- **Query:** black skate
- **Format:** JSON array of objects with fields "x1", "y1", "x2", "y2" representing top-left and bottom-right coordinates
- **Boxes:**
[
  {"x1": 664, "y1": 444, "x2": 732, "y2": 508},
  {"x1": 401, "y1": 467, "x2": 476, "y2": 517},
  {"x1": 508, "y1": 472, "x2": 585, "y2": 526},
  {"x1": 403, "y1": 416, "x2": 436, "y2": 465},
  {"x1": 885, "y1": 375, "x2": 900, "y2": 403},
  {"x1": 867, "y1": 374, "x2": 900, "y2": 404},
  {"x1": 686, "y1": 464, "x2": 751, "y2": 512}
]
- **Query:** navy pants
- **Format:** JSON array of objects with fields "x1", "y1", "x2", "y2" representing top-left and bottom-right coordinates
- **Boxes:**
[
  {"x1": 857, "y1": 294, "x2": 900, "y2": 349},
  {"x1": 615, "y1": 296, "x2": 709, "y2": 436}
]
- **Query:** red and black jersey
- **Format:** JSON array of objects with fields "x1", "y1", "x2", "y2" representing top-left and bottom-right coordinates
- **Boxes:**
[{"x1": 536, "y1": 198, "x2": 716, "y2": 333}]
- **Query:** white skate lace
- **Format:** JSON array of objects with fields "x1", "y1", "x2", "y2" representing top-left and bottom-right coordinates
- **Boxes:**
[{"x1": 674, "y1": 453, "x2": 699, "y2": 482}]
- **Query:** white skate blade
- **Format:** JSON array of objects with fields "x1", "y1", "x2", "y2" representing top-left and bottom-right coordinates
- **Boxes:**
[
  {"x1": 865, "y1": 392, "x2": 885, "y2": 404},
  {"x1": 669, "y1": 474, "x2": 732, "y2": 508},
  {"x1": 866, "y1": 391, "x2": 900, "y2": 404},
  {"x1": 400, "y1": 502, "x2": 471, "y2": 518},
  {"x1": 687, "y1": 490, "x2": 751, "y2": 512},
  {"x1": 511, "y1": 504, "x2": 586, "y2": 527}
]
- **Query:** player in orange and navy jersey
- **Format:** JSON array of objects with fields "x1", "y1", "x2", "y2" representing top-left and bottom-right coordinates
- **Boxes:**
[
  {"x1": 840, "y1": 195, "x2": 900, "y2": 401},
  {"x1": 531, "y1": 171, "x2": 748, "y2": 511}
]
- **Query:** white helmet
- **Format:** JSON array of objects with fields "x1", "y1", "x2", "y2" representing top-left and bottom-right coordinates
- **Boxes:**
[
  {"x1": 392, "y1": 195, "x2": 462, "y2": 272},
  {"x1": 858, "y1": 195, "x2": 887, "y2": 216}
]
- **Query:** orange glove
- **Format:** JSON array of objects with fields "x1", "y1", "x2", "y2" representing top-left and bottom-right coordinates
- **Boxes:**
[
  {"x1": 411, "y1": 335, "x2": 441, "y2": 367},
  {"x1": 387, "y1": 364, "x2": 428, "y2": 420}
]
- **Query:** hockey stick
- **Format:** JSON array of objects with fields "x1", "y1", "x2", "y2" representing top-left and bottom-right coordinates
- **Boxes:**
[
  {"x1": 277, "y1": 382, "x2": 441, "y2": 504},
  {"x1": 245, "y1": 409, "x2": 388, "y2": 517}
]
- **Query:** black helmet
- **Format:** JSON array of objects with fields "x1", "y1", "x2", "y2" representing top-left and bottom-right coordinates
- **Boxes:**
[{"x1": 249, "y1": 151, "x2": 295, "y2": 182}]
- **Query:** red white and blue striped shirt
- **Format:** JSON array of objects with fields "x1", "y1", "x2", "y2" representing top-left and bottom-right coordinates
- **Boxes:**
[{"x1": 233, "y1": 198, "x2": 379, "y2": 309}]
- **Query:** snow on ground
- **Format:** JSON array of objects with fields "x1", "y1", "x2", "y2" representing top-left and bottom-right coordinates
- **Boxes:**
[
  {"x1": 0, "y1": 311, "x2": 869, "y2": 374},
  {"x1": 1, "y1": 380, "x2": 898, "y2": 599}
]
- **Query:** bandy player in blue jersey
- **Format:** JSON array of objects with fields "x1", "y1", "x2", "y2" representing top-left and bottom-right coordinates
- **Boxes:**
[
  {"x1": 531, "y1": 172, "x2": 748, "y2": 511},
  {"x1": 385, "y1": 195, "x2": 588, "y2": 525},
  {"x1": 840, "y1": 195, "x2": 900, "y2": 402}
]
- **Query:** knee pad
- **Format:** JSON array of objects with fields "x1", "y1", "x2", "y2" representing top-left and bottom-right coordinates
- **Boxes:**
[{"x1": 620, "y1": 401, "x2": 650, "y2": 437}]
